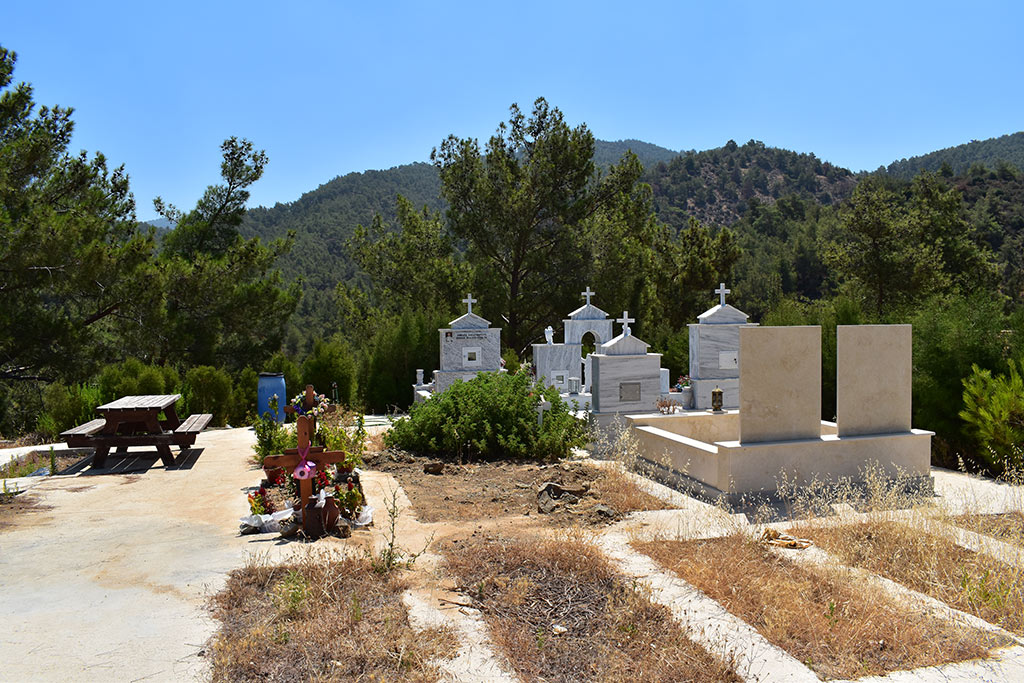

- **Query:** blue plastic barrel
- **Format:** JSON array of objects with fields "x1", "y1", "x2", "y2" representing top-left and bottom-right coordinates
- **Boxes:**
[{"x1": 257, "y1": 372, "x2": 287, "y2": 422}]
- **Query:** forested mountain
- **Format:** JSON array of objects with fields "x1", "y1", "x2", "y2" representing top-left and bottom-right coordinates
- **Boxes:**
[
  {"x1": 592, "y1": 139, "x2": 679, "y2": 169},
  {"x1": 644, "y1": 139, "x2": 858, "y2": 231},
  {"x1": 885, "y1": 131, "x2": 1024, "y2": 179}
]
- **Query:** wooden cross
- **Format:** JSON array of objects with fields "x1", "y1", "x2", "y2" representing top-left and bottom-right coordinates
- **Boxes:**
[
  {"x1": 263, "y1": 385, "x2": 348, "y2": 535},
  {"x1": 617, "y1": 310, "x2": 635, "y2": 336},
  {"x1": 715, "y1": 282, "x2": 731, "y2": 307},
  {"x1": 581, "y1": 286, "x2": 595, "y2": 306},
  {"x1": 462, "y1": 293, "x2": 477, "y2": 315}
]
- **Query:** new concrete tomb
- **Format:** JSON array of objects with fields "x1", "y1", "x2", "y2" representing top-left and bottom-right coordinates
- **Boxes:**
[
  {"x1": 432, "y1": 294, "x2": 502, "y2": 395},
  {"x1": 629, "y1": 324, "x2": 933, "y2": 501}
]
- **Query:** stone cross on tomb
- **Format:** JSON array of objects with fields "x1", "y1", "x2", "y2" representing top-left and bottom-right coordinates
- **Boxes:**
[
  {"x1": 617, "y1": 310, "x2": 635, "y2": 337},
  {"x1": 263, "y1": 384, "x2": 349, "y2": 535},
  {"x1": 581, "y1": 286, "x2": 595, "y2": 306},
  {"x1": 715, "y1": 282, "x2": 731, "y2": 307},
  {"x1": 462, "y1": 293, "x2": 477, "y2": 315}
]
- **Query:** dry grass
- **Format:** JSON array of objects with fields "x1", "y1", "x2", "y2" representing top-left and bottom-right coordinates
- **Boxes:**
[
  {"x1": 208, "y1": 551, "x2": 458, "y2": 682},
  {"x1": 635, "y1": 534, "x2": 1000, "y2": 680},
  {"x1": 952, "y1": 511, "x2": 1024, "y2": 547},
  {"x1": 799, "y1": 520, "x2": 1024, "y2": 636},
  {"x1": 443, "y1": 534, "x2": 738, "y2": 682},
  {"x1": 589, "y1": 465, "x2": 668, "y2": 514}
]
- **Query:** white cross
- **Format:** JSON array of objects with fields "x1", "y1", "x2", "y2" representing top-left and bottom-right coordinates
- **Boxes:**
[
  {"x1": 462, "y1": 293, "x2": 477, "y2": 315},
  {"x1": 617, "y1": 310, "x2": 635, "y2": 336},
  {"x1": 581, "y1": 286, "x2": 595, "y2": 306},
  {"x1": 715, "y1": 283, "x2": 730, "y2": 307}
]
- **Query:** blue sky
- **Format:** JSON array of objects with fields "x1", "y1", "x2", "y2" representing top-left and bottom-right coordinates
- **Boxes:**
[{"x1": 6, "y1": 1, "x2": 1022, "y2": 217}]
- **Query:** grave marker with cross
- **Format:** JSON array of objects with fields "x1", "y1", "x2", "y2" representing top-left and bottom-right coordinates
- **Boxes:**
[
  {"x1": 617, "y1": 310, "x2": 635, "y2": 337},
  {"x1": 262, "y1": 384, "x2": 352, "y2": 536},
  {"x1": 581, "y1": 286, "x2": 595, "y2": 306},
  {"x1": 715, "y1": 282, "x2": 731, "y2": 307},
  {"x1": 462, "y1": 293, "x2": 477, "y2": 315}
]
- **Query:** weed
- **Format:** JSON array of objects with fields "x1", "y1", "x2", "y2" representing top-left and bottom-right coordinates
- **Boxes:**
[
  {"x1": 371, "y1": 486, "x2": 431, "y2": 574},
  {"x1": 1, "y1": 479, "x2": 18, "y2": 503},
  {"x1": 273, "y1": 569, "x2": 308, "y2": 616}
]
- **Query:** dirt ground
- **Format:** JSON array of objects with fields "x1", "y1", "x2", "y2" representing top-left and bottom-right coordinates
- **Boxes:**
[{"x1": 365, "y1": 448, "x2": 674, "y2": 526}]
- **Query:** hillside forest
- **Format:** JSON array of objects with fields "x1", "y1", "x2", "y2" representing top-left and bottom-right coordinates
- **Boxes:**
[{"x1": 3, "y1": 43, "x2": 1024, "y2": 474}]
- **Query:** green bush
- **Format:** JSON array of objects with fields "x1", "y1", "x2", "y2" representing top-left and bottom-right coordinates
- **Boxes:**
[
  {"x1": 97, "y1": 358, "x2": 179, "y2": 403},
  {"x1": 385, "y1": 370, "x2": 586, "y2": 460},
  {"x1": 302, "y1": 339, "x2": 357, "y2": 407},
  {"x1": 37, "y1": 382, "x2": 104, "y2": 439},
  {"x1": 252, "y1": 408, "x2": 295, "y2": 465},
  {"x1": 960, "y1": 359, "x2": 1024, "y2": 473},
  {"x1": 182, "y1": 365, "x2": 233, "y2": 426}
]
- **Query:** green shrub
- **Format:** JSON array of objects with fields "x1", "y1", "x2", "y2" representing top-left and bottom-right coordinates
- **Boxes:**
[
  {"x1": 182, "y1": 366, "x2": 233, "y2": 426},
  {"x1": 37, "y1": 382, "x2": 103, "y2": 439},
  {"x1": 960, "y1": 359, "x2": 1024, "y2": 473},
  {"x1": 97, "y1": 358, "x2": 179, "y2": 403},
  {"x1": 385, "y1": 370, "x2": 586, "y2": 460},
  {"x1": 501, "y1": 348, "x2": 521, "y2": 375},
  {"x1": 252, "y1": 406, "x2": 294, "y2": 465},
  {"x1": 301, "y1": 339, "x2": 357, "y2": 407}
]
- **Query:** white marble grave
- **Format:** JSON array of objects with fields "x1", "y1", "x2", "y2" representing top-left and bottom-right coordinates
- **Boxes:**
[
  {"x1": 688, "y1": 283, "x2": 757, "y2": 409},
  {"x1": 591, "y1": 311, "x2": 663, "y2": 414},
  {"x1": 433, "y1": 294, "x2": 502, "y2": 394},
  {"x1": 533, "y1": 286, "x2": 613, "y2": 393}
]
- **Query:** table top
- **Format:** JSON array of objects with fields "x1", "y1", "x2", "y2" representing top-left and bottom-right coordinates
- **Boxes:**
[{"x1": 96, "y1": 394, "x2": 182, "y2": 412}]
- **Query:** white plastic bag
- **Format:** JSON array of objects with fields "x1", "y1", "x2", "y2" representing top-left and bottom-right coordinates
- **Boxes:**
[
  {"x1": 239, "y1": 508, "x2": 294, "y2": 533},
  {"x1": 353, "y1": 505, "x2": 374, "y2": 527}
]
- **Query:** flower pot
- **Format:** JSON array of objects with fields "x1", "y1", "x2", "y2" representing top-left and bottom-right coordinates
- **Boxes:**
[{"x1": 263, "y1": 465, "x2": 284, "y2": 484}]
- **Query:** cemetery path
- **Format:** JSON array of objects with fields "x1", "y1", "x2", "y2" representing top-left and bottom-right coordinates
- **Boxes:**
[{"x1": 0, "y1": 427, "x2": 261, "y2": 682}]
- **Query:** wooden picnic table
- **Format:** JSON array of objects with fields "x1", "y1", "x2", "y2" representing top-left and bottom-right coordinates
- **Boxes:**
[{"x1": 61, "y1": 394, "x2": 212, "y2": 469}]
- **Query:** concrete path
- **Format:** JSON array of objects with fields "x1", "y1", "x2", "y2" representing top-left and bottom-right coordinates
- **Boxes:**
[{"x1": 0, "y1": 427, "x2": 281, "y2": 682}]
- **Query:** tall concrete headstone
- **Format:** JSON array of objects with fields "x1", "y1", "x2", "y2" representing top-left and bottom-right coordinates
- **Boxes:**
[
  {"x1": 434, "y1": 294, "x2": 502, "y2": 394},
  {"x1": 591, "y1": 311, "x2": 662, "y2": 414},
  {"x1": 688, "y1": 283, "x2": 758, "y2": 409},
  {"x1": 738, "y1": 326, "x2": 821, "y2": 443},
  {"x1": 837, "y1": 325, "x2": 912, "y2": 436}
]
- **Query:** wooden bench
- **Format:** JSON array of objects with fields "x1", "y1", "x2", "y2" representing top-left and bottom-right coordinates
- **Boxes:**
[
  {"x1": 171, "y1": 413, "x2": 213, "y2": 450},
  {"x1": 60, "y1": 419, "x2": 108, "y2": 440},
  {"x1": 175, "y1": 413, "x2": 212, "y2": 436}
]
